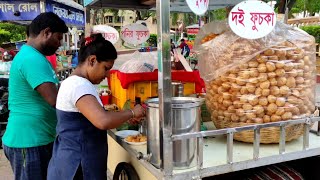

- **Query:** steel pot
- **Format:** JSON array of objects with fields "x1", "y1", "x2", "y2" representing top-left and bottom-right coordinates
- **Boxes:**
[{"x1": 146, "y1": 97, "x2": 204, "y2": 169}]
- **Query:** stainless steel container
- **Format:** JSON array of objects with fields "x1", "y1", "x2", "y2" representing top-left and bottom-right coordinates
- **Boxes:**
[
  {"x1": 146, "y1": 97, "x2": 204, "y2": 169},
  {"x1": 171, "y1": 82, "x2": 184, "y2": 97}
]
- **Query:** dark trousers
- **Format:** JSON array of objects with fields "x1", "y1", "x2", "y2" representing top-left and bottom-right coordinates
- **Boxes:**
[{"x1": 3, "y1": 142, "x2": 53, "y2": 180}]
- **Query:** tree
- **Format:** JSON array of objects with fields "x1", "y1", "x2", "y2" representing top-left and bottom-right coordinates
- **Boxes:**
[
  {"x1": 96, "y1": 9, "x2": 104, "y2": 24},
  {"x1": 0, "y1": 23, "x2": 26, "y2": 44},
  {"x1": 135, "y1": 10, "x2": 155, "y2": 21},
  {"x1": 0, "y1": 29, "x2": 11, "y2": 45},
  {"x1": 171, "y1": 12, "x2": 179, "y2": 26},
  {"x1": 291, "y1": 0, "x2": 305, "y2": 14},
  {"x1": 305, "y1": 0, "x2": 320, "y2": 16},
  {"x1": 209, "y1": 8, "x2": 227, "y2": 21},
  {"x1": 275, "y1": 0, "x2": 297, "y2": 14},
  {"x1": 183, "y1": 13, "x2": 197, "y2": 26},
  {"x1": 106, "y1": 9, "x2": 119, "y2": 16},
  {"x1": 287, "y1": 0, "x2": 320, "y2": 17},
  {"x1": 89, "y1": 8, "x2": 97, "y2": 26}
]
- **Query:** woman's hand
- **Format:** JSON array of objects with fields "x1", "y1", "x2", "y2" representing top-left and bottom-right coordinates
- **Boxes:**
[
  {"x1": 128, "y1": 104, "x2": 146, "y2": 124},
  {"x1": 132, "y1": 104, "x2": 146, "y2": 118}
]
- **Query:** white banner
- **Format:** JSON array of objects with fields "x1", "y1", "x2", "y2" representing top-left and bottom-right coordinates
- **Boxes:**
[
  {"x1": 92, "y1": 25, "x2": 119, "y2": 45},
  {"x1": 186, "y1": 0, "x2": 209, "y2": 16},
  {"x1": 120, "y1": 23, "x2": 150, "y2": 45},
  {"x1": 228, "y1": 1, "x2": 276, "y2": 39}
]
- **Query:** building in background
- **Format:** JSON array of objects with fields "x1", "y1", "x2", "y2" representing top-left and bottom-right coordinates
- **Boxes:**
[
  {"x1": 103, "y1": 10, "x2": 136, "y2": 28},
  {"x1": 102, "y1": 10, "x2": 157, "y2": 34},
  {"x1": 101, "y1": 10, "x2": 185, "y2": 35}
]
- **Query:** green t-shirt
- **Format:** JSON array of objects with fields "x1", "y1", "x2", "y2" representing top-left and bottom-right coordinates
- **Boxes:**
[{"x1": 2, "y1": 45, "x2": 59, "y2": 148}]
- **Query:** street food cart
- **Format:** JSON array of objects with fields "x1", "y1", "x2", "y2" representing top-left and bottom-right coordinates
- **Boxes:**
[{"x1": 85, "y1": 0, "x2": 320, "y2": 179}]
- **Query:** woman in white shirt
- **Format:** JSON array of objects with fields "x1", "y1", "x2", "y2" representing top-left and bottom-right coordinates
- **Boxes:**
[{"x1": 47, "y1": 33, "x2": 146, "y2": 180}]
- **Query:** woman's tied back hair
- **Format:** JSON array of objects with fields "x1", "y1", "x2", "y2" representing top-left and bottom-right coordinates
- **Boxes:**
[
  {"x1": 78, "y1": 33, "x2": 117, "y2": 64},
  {"x1": 28, "y1": 12, "x2": 68, "y2": 38}
]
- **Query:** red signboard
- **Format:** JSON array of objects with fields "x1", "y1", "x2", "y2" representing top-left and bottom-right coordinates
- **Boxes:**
[{"x1": 187, "y1": 28, "x2": 199, "y2": 35}]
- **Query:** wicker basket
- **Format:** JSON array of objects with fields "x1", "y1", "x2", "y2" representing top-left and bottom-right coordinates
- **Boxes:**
[{"x1": 213, "y1": 117, "x2": 305, "y2": 144}]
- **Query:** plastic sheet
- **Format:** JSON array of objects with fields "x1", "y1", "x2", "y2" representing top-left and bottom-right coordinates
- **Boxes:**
[{"x1": 119, "y1": 51, "x2": 158, "y2": 73}]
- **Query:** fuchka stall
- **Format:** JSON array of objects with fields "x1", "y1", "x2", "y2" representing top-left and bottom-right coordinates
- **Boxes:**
[{"x1": 90, "y1": 0, "x2": 320, "y2": 179}]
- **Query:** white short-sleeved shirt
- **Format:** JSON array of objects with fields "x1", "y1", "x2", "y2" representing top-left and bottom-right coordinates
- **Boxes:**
[{"x1": 56, "y1": 76, "x2": 102, "y2": 112}]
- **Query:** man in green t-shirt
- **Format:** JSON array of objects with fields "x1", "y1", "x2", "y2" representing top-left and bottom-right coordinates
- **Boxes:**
[{"x1": 2, "y1": 12, "x2": 68, "y2": 180}]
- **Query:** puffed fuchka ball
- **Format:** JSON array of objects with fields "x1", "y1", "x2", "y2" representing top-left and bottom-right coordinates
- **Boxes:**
[{"x1": 204, "y1": 41, "x2": 316, "y2": 125}]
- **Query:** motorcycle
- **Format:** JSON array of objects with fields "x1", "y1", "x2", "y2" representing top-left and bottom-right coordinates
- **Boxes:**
[{"x1": 0, "y1": 85, "x2": 8, "y2": 148}]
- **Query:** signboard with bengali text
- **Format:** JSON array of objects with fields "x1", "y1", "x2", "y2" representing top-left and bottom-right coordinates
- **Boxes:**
[
  {"x1": 186, "y1": 0, "x2": 209, "y2": 16},
  {"x1": 187, "y1": 28, "x2": 199, "y2": 35},
  {"x1": 92, "y1": 25, "x2": 119, "y2": 45},
  {"x1": 120, "y1": 23, "x2": 150, "y2": 45},
  {"x1": 0, "y1": 1, "x2": 40, "y2": 21},
  {"x1": 228, "y1": 1, "x2": 276, "y2": 39},
  {"x1": 46, "y1": 0, "x2": 85, "y2": 27}
]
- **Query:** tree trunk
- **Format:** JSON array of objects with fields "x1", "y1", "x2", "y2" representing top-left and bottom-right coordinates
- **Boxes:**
[
  {"x1": 90, "y1": 9, "x2": 97, "y2": 26},
  {"x1": 85, "y1": 8, "x2": 93, "y2": 36},
  {"x1": 278, "y1": 0, "x2": 286, "y2": 14},
  {"x1": 278, "y1": 0, "x2": 297, "y2": 14},
  {"x1": 135, "y1": 10, "x2": 142, "y2": 21}
]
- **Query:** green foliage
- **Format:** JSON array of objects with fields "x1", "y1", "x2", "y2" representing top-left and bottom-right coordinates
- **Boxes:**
[
  {"x1": 305, "y1": 0, "x2": 320, "y2": 15},
  {"x1": 116, "y1": 100, "x2": 138, "y2": 131},
  {"x1": 140, "y1": 10, "x2": 155, "y2": 20},
  {"x1": 171, "y1": 12, "x2": 179, "y2": 26},
  {"x1": 0, "y1": 29, "x2": 11, "y2": 45},
  {"x1": 300, "y1": 25, "x2": 320, "y2": 43},
  {"x1": 147, "y1": 34, "x2": 157, "y2": 47},
  {"x1": 0, "y1": 23, "x2": 26, "y2": 44},
  {"x1": 187, "y1": 34, "x2": 196, "y2": 40},
  {"x1": 104, "y1": 8, "x2": 119, "y2": 16},
  {"x1": 289, "y1": 0, "x2": 320, "y2": 16},
  {"x1": 183, "y1": 13, "x2": 197, "y2": 26},
  {"x1": 291, "y1": 0, "x2": 305, "y2": 14},
  {"x1": 210, "y1": 8, "x2": 227, "y2": 21}
]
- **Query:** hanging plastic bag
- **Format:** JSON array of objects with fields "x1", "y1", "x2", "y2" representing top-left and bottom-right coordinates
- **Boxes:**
[
  {"x1": 195, "y1": 21, "x2": 316, "y2": 127},
  {"x1": 119, "y1": 51, "x2": 158, "y2": 73}
]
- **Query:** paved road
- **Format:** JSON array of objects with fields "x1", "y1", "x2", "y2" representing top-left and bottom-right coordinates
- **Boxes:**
[
  {"x1": 0, "y1": 149, "x2": 12, "y2": 180},
  {"x1": 0, "y1": 149, "x2": 113, "y2": 179}
]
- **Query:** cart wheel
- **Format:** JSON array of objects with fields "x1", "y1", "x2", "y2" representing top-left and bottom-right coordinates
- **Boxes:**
[{"x1": 113, "y1": 162, "x2": 139, "y2": 180}]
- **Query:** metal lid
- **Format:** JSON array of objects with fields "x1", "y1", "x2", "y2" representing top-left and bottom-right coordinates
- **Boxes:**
[{"x1": 146, "y1": 97, "x2": 204, "y2": 109}]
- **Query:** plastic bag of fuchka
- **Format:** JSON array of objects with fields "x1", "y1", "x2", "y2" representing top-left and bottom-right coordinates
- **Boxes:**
[{"x1": 196, "y1": 21, "x2": 316, "y2": 127}]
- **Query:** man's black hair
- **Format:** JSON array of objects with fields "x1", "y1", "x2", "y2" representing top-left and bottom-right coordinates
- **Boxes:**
[
  {"x1": 78, "y1": 33, "x2": 117, "y2": 64},
  {"x1": 181, "y1": 39, "x2": 185, "y2": 42},
  {"x1": 28, "y1": 12, "x2": 68, "y2": 37}
]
